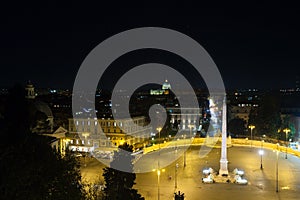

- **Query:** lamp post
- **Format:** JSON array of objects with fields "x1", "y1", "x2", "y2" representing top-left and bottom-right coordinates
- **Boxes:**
[
  {"x1": 155, "y1": 127, "x2": 162, "y2": 200},
  {"x1": 183, "y1": 134, "x2": 186, "y2": 167},
  {"x1": 156, "y1": 127, "x2": 162, "y2": 151},
  {"x1": 259, "y1": 149, "x2": 264, "y2": 170},
  {"x1": 152, "y1": 168, "x2": 165, "y2": 200},
  {"x1": 283, "y1": 128, "x2": 290, "y2": 159},
  {"x1": 248, "y1": 125, "x2": 255, "y2": 147},
  {"x1": 259, "y1": 140, "x2": 264, "y2": 170},
  {"x1": 276, "y1": 143, "x2": 279, "y2": 192},
  {"x1": 82, "y1": 132, "x2": 90, "y2": 167},
  {"x1": 157, "y1": 169, "x2": 160, "y2": 200},
  {"x1": 175, "y1": 163, "x2": 179, "y2": 189}
]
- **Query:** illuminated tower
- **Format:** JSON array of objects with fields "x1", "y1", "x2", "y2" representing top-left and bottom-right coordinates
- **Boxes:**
[
  {"x1": 25, "y1": 81, "x2": 35, "y2": 99},
  {"x1": 219, "y1": 95, "x2": 228, "y2": 176}
]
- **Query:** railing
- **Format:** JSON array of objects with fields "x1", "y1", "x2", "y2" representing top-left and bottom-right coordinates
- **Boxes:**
[{"x1": 142, "y1": 137, "x2": 300, "y2": 158}]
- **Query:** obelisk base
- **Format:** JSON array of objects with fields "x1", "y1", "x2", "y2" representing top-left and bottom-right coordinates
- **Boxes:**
[{"x1": 219, "y1": 159, "x2": 229, "y2": 176}]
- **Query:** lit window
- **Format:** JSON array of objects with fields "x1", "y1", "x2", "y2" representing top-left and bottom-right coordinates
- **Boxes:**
[
  {"x1": 76, "y1": 121, "x2": 79, "y2": 126},
  {"x1": 95, "y1": 121, "x2": 98, "y2": 125},
  {"x1": 70, "y1": 140, "x2": 73, "y2": 144},
  {"x1": 88, "y1": 121, "x2": 90, "y2": 125},
  {"x1": 82, "y1": 140, "x2": 85, "y2": 144},
  {"x1": 76, "y1": 140, "x2": 79, "y2": 144}
]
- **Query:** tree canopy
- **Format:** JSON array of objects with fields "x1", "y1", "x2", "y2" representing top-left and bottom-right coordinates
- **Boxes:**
[
  {"x1": 103, "y1": 143, "x2": 144, "y2": 200},
  {"x1": 0, "y1": 84, "x2": 84, "y2": 199},
  {"x1": 248, "y1": 93, "x2": 282, "y2": 138}
]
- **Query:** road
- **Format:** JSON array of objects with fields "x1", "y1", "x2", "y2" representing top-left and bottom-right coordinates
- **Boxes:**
[{"x1": 80, "y1": 145, "x2": 300, "y2": 200}]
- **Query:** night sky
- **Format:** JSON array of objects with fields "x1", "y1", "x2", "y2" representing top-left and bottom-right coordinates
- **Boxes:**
[{"x1": 1, "y1": 2, "x2": 300, "y2": 90}]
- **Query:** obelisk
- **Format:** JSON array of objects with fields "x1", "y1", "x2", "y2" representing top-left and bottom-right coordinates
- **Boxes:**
[{"x1": 219, "y1": 95, "x2": 228, "y2": 176}]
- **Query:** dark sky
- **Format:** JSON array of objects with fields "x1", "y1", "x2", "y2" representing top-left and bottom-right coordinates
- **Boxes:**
[{"x1": 1, "y1": 2, "x2": 300, "y2": 90}]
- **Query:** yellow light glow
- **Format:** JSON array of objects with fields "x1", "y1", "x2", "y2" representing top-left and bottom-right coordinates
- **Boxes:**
[
  {"x1": 248, "y1": 125, "x2": 255, "y2": 130},
  {"x1": 283, "y1": 128, "x2": 291, "y2": 134}
]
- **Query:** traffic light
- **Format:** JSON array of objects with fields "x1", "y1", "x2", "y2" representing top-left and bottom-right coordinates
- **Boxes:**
[{"x1": 174, "y1": 191, "x2": 184, "y2": 200}]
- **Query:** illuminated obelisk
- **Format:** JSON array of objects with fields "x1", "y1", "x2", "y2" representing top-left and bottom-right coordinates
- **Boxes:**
[{"x1": 219, "y1": 95, "x2": 228, "y2": 176}]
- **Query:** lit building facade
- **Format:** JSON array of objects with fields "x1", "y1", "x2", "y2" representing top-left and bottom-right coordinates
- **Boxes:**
[
  {"x1": 167, "y1": 107, "x2": 201, "y2": 131},
  {"x1": 67, "y1": 116, "x2": 151, "y2": 152}
]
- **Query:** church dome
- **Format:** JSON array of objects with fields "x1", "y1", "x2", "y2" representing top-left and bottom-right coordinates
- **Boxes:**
[{"x1": 162, "y1": 80, "x2": 171, "y2": 90}]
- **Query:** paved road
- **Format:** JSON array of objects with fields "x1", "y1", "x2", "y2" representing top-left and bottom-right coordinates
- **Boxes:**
[
  {"x1": 134, "y1": 145, "x2": 300, "y2": 200},
  {"x1": 80, "y1": 145, "x2": 300, "y2": 200}
]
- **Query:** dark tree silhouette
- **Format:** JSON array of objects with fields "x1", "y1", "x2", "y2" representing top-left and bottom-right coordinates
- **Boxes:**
[
  {"x1": 228, "y1": 118, "x2": 246, "y2": 137},
  {"x1": 103, "y1": 143, "x2": 144, "y2": 200},
  {"x1": 248, "y1": 94, "x2": 282, "y2": 138},
  {"x1": 0, "y1": 84, "x2": 84, "y2": 199}
]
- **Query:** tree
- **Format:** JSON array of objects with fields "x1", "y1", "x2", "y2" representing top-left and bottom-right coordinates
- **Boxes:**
[
  {"x1": 248, "y1": 94, "x2": 282, "y2": 138},
  {"x1": 280, "y1": 115, "x2": 296, "y2": 141},
  {"x1": 0, "y1": 134, "x2": 85, "y2": 199},
  {"x1": 228, "y1": 118, "x2": 246, "y2": 137},
  {"x1": 103, "y1": 143, "x2": 144, "y2": 200},
  {"x1": 0, "y1": 84, "x2": 85, "y2": 199}
]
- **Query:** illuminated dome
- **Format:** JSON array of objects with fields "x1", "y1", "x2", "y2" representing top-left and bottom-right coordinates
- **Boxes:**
[{"x1": 162, "y1": 80, "x2": 171, "y2": 90}]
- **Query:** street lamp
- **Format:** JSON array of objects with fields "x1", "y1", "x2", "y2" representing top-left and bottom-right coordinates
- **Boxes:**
[
  {"x1": 183, "y1": 134, "x2": 186, "y2": 167},
  {"x1": 156, "y1": 127, "x2": 162, "y2": 151},
  {"x1": 175, "y1": 163, "x2": 179, "y2": 189},
  {"x1": 259, "y1": 149, "x2": 264, "y2": 170},
  {"x1": 248, "y1": 125, "x2": 255, "y2": 147},
  {"x1": 152, "y1": 168, "x2": 165, "y2": 200},
  {"x1": 155, "y1": 127, "x2": 162, "y2": 200},
  {"x1": 82, "y1": 132, "x2": 90, "y2": 167},
  {"x1": 275, "y1": 143, "x2": 279, "y2": 192},
  {"x1": 283, "y1": 128, "x2": 290, "y2": 159}
]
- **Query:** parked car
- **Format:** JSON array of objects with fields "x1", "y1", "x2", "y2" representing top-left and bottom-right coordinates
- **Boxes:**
[
  {"x1": 202, "y1": 167, "x2": 214, "y2": 175},
  {"x1": 234, "y1": 175, "x2": 248, "y2": 185},
  {"x1": 202, "y1": 174, "x2": 214, "y2": 183},
  {"x1": 233, "y1": 168, "x2": 244, "y2": 176}
]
